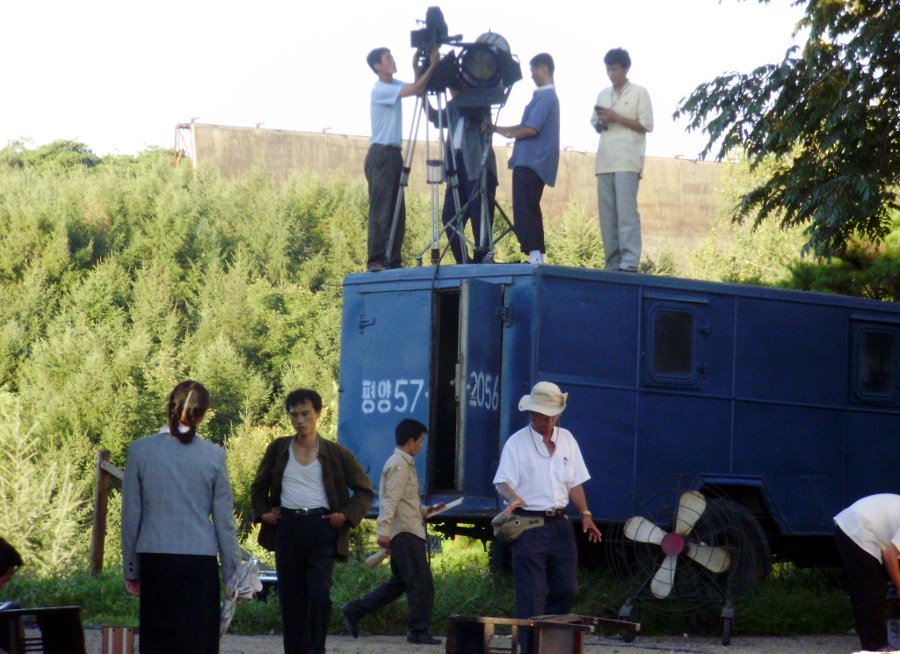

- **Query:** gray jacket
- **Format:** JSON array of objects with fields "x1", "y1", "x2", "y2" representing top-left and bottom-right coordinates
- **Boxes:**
[
  {"x1": 431, "y1": 101, "x2": 498, "y2": 181},
  {"x1": 121, "y1": 429, "x2": 241, "y2": 583}
]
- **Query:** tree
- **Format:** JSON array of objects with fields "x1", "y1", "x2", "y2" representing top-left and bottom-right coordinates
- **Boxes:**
[
  {"x1": 0, "y1": 139, "x2": 101, "y2": 171},
  {"x1": 0, "y1": 393, "x2": 88, "y2": 576},
  {"x1": 674, "y1": 0, "x2": 899, "y2": 256}
]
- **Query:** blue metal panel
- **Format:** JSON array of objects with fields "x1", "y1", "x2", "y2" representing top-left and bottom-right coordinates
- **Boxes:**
[
  {"x1": 733, "y1": 402, "x2": 843, "y2": 533},
  {"x1": 458, "y1": 279, "x2": 505, "y2": 498},
  {"x1": 843, "y1": 410, "x2": 900, "y2": 503},
  {"x1": 636, "y1": 392, "x2": 733, "y2": 485},
  {"x1": 498, "y1": 275, "x2": 537, "y2": 446},
  {"x1": 559, "y1": 384, "x2": 637, "y2": 523},
  {"x1": 537, "y1": 276, "x2": 639, "y2": 388},
  {"x1": 735, "y1": 299, "x2": 847, "y2": 406},
  {"x1": 338, "y1": 287, "x2": 433, "y2": 484}
]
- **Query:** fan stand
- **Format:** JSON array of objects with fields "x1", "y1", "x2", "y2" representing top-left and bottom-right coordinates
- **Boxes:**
[
  {"x1": 617, "y1": 579, "x2": 735, "y2": 645},
  {"x1": 610, "y1": 488, "x2": 763, "y2": 646}
]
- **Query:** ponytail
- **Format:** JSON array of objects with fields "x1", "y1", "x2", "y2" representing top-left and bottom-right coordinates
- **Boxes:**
[{"x1": 167, "y1": 380, "x2": 210, "y2": 444}]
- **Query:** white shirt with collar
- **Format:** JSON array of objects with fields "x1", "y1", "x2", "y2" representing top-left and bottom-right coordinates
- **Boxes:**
[
  {"x1": 493, "y1": 425, "x2": 591, "y2": 511},
  {"x1": 834, "y1": 493, "x2": 900, "y2": 563},
  {"x1": 592, "y1": 81, "x2": 653, "y2": 174}
]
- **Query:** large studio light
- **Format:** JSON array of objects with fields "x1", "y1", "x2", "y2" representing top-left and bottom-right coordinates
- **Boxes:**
[
  {"x1": 460, "y1": 44, "x2": 503, "y2": 88},
  {"x1": 453, "y1": 32, "x2": 522, "y2": 108}
]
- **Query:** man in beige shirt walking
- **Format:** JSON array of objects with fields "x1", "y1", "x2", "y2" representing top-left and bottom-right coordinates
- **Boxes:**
[{"x1": 341, "y1": 419, "x2": 441, "y2": 646}]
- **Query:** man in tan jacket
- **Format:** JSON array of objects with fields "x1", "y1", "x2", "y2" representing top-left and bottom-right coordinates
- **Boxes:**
[{"x1": 342, "y1": 419, "x2": 441, "y2": 646}]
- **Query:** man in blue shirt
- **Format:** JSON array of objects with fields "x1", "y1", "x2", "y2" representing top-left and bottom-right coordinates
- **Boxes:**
[
  {"x1": 496, "y1": 53, "x2": 560, "y2": 265},
  {"x1": 365, "y1": 47, "x2": 439, "y2": 272}
]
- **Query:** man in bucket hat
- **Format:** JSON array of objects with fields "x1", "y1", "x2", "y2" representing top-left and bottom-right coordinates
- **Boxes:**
[{"x1": 492, "y1": 381, "x2": 601, "y2": 653}]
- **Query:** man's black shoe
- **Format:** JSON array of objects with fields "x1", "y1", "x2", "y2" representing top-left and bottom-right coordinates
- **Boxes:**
[
  {"x1": 406, "y1": 631, "x2": 441, "y2": 645},
  {"x1": 341, "y1": 602, "x2": 360, "y2": 638}
]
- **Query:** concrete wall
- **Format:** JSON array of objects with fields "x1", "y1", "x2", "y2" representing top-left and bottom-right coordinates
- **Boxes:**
[{"x1": 191, "y1": 123, "x2": 722, "y2": 266}]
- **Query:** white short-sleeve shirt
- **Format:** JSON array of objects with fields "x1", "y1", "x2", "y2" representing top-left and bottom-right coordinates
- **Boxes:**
[
  {"x1": 493, "y1": 425, "x2": 591, "y2": 511},
  {"x1": 834, "y1": 493, "x2": 900, "y2": 563},
  {"x1": 370, "y1": 79, "x2": 405, "y2": 146},
  {"x1": 280, "y1": 445, "x2": 330, "y2": 510}
]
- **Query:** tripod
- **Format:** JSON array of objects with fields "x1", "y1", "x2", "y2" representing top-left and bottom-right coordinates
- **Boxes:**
[
  {"x1": 385, "y1": 88, "x2": 515, "y2": 267},
  {"x1": 443, "y1": 122, "x2": 516, "y2": 265}
]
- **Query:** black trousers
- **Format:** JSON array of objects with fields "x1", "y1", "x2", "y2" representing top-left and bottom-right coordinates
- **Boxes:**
[
  {"x1": 511, "y1": 166, "x2": 546, "y2": 254},
  {"x1": 354, "y1": 532, "x2": 435, "y2": 635},
  {"x1": 365, "y1": 144, "x2": 405, "y2": 268},
  {"x1": 510, "y1": 518, "x2": 578, "y2": 653},
  {"x1": 138, "y1": 553, "x2": 220, "y2": 654},
  {"x1": 442, "y1": 151, "x2": 497, "y2": 264},
  {"x1": 835, "y1": 525, "x2": 890, "y2": 650},
  {"x1": 275, "y1": 513, "x2": 339, "y2": 654}
]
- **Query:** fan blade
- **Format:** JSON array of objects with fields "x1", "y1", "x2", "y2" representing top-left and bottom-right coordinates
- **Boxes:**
[
  {"x1": 686, "y1": 543, "x2": 731, "y2": 574},
  {"x1": 650, "y1": 554, "x2": 678, "y2": 599},
  {"x1": 624, "y1": 516, "x2": 666, "y2": 544},
  {"x1": 674, "y1": 490, "x2": 707, "y2": 536}
]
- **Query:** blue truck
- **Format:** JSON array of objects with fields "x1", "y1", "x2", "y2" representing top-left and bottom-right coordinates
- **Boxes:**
[{"x1": 336, "y1": 264, "x2": 899, "y2": 583}]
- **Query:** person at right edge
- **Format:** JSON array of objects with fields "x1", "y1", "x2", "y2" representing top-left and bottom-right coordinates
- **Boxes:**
[
  {"x1": 833, "y1": 493, "x2": 900, "y2": 652},
  {"x1": 591, "y1": 47, "x2": 653, "y2": 272},
  {"x1": 492, "y1": 381, "x2": 602, "y2": 654}
]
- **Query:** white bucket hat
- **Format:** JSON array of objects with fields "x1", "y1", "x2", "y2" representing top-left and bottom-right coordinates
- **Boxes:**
[{"x1": 518, "y1": 381, "x2": 567, "y2": 416}]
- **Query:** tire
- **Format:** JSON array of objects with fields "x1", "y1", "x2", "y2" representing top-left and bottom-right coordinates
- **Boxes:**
[
  {"x1": 693, "y1": 499, "x2": 772, "y2": 597},
  {"x1": 488, "y1": 539, "x2": 512, "y2": 575}
]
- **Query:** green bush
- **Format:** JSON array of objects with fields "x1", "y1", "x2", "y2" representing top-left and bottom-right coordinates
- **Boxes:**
[
  {"x1": 0, "y1": 392, "x2": 89, "y2": 577},
  {"x1": 0, "y1": 543, "x2": 854, "y2": 638}
]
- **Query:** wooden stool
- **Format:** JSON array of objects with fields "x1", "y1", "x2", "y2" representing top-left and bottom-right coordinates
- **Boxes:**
[
  {"x1": 0, "y1": 605, "x2": 86, "y2": 654},
  {"x1": 101, "y1": 626, "x2": 138, "y2": 654},
  {"x1": 446, "y1": 613, "x2": 639, "y2": 654}
]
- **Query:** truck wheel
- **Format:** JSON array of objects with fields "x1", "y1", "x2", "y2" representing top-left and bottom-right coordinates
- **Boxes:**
[
  {"x1": 696, "y1": 499, "x2": 772, "y2": 596},
  {"x1": 488, "y1": 539, "x2": 512, "y2": 575}
]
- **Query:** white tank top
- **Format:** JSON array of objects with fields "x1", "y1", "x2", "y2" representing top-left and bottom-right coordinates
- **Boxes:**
[{"x1": 280, "y1": 446, "x2": 329, "y2": 510}]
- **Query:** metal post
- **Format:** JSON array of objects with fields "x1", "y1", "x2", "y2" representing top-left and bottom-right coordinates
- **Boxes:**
[{"x1": 90, "y1": 450, "x2": 111, "y2": 577}]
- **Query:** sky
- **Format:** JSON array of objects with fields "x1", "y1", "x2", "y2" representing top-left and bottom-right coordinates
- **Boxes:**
[{"x1": 0, "y1": 0, "x2": 806, "y2": 159}]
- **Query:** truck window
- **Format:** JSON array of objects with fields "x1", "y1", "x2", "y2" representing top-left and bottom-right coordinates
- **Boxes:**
[
  {"x1": 858, "y1": 329, "x2": 895, "y2": 396},
  {"x1": 652, "y1": 309, "x2": 694, "y2": 378}
]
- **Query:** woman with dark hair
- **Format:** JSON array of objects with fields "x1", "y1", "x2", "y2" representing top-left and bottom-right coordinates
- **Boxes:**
[
  {"x1": 122, "y1": 380, "x2": 241, "y2": 654},
  {"x1": 0, "y1": 537, "x2": 22, "y2": 591}
]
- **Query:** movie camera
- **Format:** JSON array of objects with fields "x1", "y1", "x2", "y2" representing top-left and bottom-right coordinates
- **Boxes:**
[{"x1": 411, "y1": 6, "x2": 522, "y2": 108}]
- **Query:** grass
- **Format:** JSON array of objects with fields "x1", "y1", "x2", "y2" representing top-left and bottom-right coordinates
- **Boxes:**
[{"x1": 0, "y1": 536, "x2": 854, "y2": 639}]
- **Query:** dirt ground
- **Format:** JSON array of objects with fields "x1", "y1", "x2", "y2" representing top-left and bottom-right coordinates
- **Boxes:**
[{"x1": 80, "y1": 627, "x2": 882, "y2": 654}]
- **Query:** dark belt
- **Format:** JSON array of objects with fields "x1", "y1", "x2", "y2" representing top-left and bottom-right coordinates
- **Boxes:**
[
  {"x1": 514, "y1": 508, "x2": 567, "y2": 519},
  {"x1": 281, "y1": 507, "x2": 328, "y2": 517},
  {"x1": 370, "y1": 143, "x2": 401, "y2": 151}
]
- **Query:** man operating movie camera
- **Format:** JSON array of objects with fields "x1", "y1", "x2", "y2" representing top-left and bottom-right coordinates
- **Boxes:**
[{"x1": 365, "y1": 7, "x2": 521, "y2": 270}]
